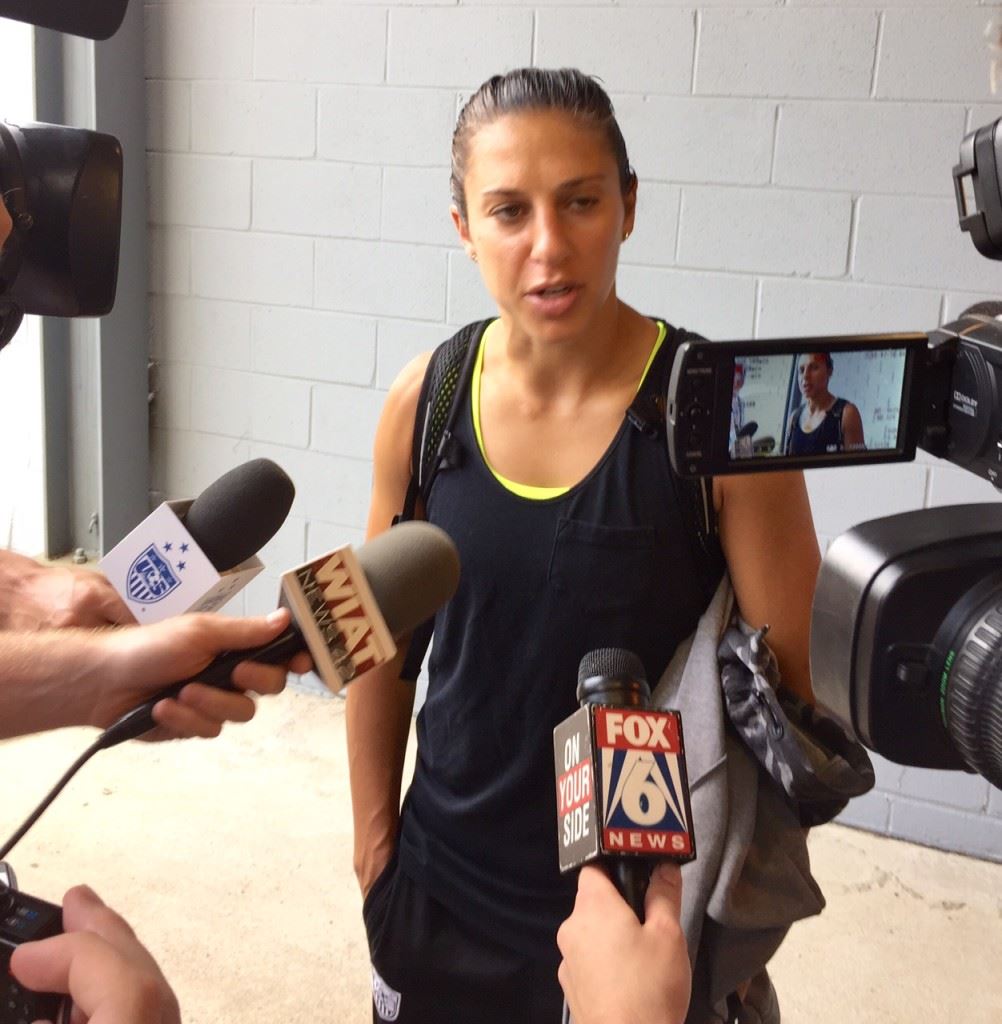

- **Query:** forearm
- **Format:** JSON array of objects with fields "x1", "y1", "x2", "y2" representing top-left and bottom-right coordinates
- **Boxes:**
[
  {"x1": 716, "y1": 471, "x2": 820, "y2": 704},
  {"x1": 0, "y1": 549, "x2": 131, "y2": 631},
  {"x1": 0, "y1": 610, "x2": 308, "y2": 746},
  {"x1": 345, "y1": 645, "x2": 415, "y2": 884},
  {"x1": 0, "y1": 629, "x2": 115, "y2": 738},
  {"x1": 0, "y1": 549, "x2": 42, "y2": 630}
]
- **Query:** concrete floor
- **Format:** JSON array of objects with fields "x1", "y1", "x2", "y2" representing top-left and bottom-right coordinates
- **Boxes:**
[{"x1": 1, "y1": 687, "x2": 1000, "y2": 1023}]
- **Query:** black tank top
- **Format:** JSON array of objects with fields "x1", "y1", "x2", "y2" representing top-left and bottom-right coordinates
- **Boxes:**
[
  {"x1": 788, "y1": 397, "x2": 847, "y2": 455},
  {"x1": 397, "y1": 320, "x2": 724, "y2": 954}
]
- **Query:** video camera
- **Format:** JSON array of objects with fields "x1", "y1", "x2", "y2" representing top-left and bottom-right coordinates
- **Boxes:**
[
  {"x1": 667, "y1": 117, "x2": 1002, "y2": 791},
  {"x1": 0, "y1": 0, "x2": 126, "y2": 351},
  {"x1": 0, "y1": 863, "x2": 68, "y2": 1024}
]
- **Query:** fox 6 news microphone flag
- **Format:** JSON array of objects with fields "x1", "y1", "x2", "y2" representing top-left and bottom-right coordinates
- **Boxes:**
[{"x1": 554, "y1": 705, "x2": 695, "y2": 871}]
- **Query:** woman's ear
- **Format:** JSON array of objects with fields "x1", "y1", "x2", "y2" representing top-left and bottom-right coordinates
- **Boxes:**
[
  {"x1": 451, "y1": 205, "x2": 476, "y2": 261},
  {"x1": 622, "y1": 172, "x2": 638, "y2": 240}
]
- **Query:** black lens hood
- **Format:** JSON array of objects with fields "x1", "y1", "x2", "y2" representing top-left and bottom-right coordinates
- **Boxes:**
[{"x1": 0, "y1": 121, "x2": 122, "y2": 318}]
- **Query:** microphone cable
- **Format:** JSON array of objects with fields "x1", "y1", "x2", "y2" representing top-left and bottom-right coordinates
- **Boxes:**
[
  {"x1": 0, "y1": 731, "x2": 106, "y2": 861},
  {"x1": 0, "y1": 683, "x2": 212, "y2": 861}
]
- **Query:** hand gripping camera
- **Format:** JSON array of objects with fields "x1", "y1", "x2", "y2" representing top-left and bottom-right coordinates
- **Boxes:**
[
  {"x1": 0, "y1": 864, "x2": 68, "y2": 1024},
  {"x1": 666, "y1": 117, "x2": 1002, "y2": 790}
]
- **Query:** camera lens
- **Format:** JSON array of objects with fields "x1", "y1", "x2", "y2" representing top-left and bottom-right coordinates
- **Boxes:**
[{"x1": 940, "y1": 585, "x2": 1002, "y2": 788}]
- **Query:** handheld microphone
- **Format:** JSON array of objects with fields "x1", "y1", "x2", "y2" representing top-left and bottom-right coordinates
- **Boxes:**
[
  {"x1": 99, "y1": 459, "x2": 295, "y2": 624},
  {"x1": 736, "y1": 420, "x2": 758, "y2": 439},
  {"x1": 100, "y1": 521, "x2": 461, "y2": 748},
  {"x1": 0, "y1": 521, "x2": 461, "y2": 862},
  {"x1": 553, "y1": 648, "x2": 695, "y2": 921}
]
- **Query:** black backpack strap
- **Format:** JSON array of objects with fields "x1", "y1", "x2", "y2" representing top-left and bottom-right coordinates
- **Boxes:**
[
  {"x1": 830, "y1": 396, "x2": 848, "y2": 449},
  {"x1": 394, "y1": 319, "x2": 491, "y2": 525},
  {"x1": 395, "y1": 319, "x2": 491, "y2": 681}
]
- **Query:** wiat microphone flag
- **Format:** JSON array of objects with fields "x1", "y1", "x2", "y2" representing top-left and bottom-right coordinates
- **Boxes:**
[{"x1": 279, "y1": 543, "x2": 396, "y2": 692}]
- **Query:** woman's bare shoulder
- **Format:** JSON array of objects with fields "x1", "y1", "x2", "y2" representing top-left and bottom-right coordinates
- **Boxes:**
[
  {"x1": 368, "y1": 351, "x2": 436, "y2": 532},
  {"x1": 384, "y1": 351, "x2": 434, "y2": 425},
  {"x1": 372, "y1": 352, "x2": 435, "y2": 483}
]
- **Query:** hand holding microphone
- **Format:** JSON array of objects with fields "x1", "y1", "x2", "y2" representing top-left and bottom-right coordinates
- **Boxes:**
[
  {"x1": 90, "y1": 607, "x2": 312, "y2": 741},
  {"x1": 77, "y1": 457, "x2": 303, "y2": 743},
  {"x1": 0, "y1": 459, "x2": 311, "y2": 746},
  {"x1": 732, "y1": 420, "x2": 758, "y2": 459},
  {"x1": 554, "y1": 649, "x2": 695, "y2": 1024},
  {"x1": 554, "y1": 649, "x2": 695, "y2": 919},
  {"x1": 94, "y1": 454, "x2": 459, "y2": 744},
  {"x1": 557, "y1": 862, "x2": 690, "y2": 1024},
  {"x1": 100, "y1": 518, "x2": 461, "y2": 747},
  {"x1": 0, "y1": 514, "x2": 460, "y2": 862}
]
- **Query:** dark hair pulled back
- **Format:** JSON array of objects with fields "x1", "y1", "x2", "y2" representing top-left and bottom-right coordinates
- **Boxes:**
[{"x1": 450, "y1": 67, "x2": 635, "y2": 222}]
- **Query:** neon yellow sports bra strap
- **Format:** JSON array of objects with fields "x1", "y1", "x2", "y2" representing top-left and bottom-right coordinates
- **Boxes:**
[
  {"x1": 639, "y1": 320, "x2": 667, "y2": 392},
  {"x1": 471, "y1": 320, "x2": 667, "y2": 500}
]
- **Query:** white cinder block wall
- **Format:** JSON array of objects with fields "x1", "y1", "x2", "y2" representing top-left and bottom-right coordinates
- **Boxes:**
[{"x1": 146, "y1": 1, "x2": 1002, "y2": 860}]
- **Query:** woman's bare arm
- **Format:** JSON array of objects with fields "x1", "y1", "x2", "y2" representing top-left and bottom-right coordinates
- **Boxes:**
[
  {"x1": 345, "y1": 352, "x2": 431, "y2": 895},
  {"x1": 841, "y1": 402, "x2": 866, "y2": 451},
  {"x1": 714, "y1": 472, "x2": 820, "y2": 703}
]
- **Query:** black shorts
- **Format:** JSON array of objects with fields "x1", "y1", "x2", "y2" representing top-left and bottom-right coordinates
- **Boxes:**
[{"x1": 362, "y1": 852, "x2": 563, "y2": 1024}]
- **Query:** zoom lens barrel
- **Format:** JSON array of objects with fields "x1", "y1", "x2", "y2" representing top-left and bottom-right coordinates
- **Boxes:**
[{"x1": 942, "y1": 589, "x2": 1002, "y2": 788}]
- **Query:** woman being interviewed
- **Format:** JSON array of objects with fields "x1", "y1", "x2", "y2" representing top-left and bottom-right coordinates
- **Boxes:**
[
  {"x1": 784, "y1": 351, "x2": 866, "y2": 455},
  {"x1": 346, "y1": 68, "x2": 820, "y2": 1023}
]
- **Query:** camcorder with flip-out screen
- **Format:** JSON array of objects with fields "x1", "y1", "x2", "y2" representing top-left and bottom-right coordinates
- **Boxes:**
[
  {"x1": 667, "y1": 308, "x2": 1002, "y2": 486},
  {"x1": 666, "y1": 118, "x2": 1002, "y2": 791}
]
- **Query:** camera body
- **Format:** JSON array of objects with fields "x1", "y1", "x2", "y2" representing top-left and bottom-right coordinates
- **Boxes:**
[
  {"x1": 921, "y1": 307, "x2": 1002, "y2": 484},
  {"x1": 0, "y1": 869, "x2": 68, "y2": 1024}
]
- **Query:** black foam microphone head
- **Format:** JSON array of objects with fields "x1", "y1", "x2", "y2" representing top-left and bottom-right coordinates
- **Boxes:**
[
  {"x1": 183, "y1": 459, "x2": 295, "y2": 571},
  {"x1": 577, "y1": 648, "x2": 650, "y2": 708}
]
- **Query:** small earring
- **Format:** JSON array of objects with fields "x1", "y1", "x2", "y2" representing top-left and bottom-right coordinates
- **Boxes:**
[
  {"x1": 622, "y1": 230, "x2": 631, "y2": 242},
  {"x1": 469, "y1": 251, "x2": 478, "y2": 262}
]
